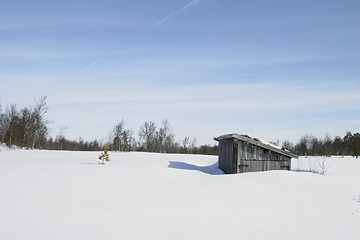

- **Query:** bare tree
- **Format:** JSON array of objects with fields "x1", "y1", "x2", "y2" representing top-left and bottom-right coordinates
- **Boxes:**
[
  {"x1": 317, "y1": 156, "x2": 329, "y2": 175},
  {"x1": 29, "y1": 96, "x2": 50, "y2": 149},
  {"x1": 113, "y1": 120, "x2": 125, "y2": 151},
  {"x1": 282, "y1": 140, "x2": 294, "y2": 152},
  {"x1": 111, "y1": 120, "x2": 134, "y2": 152},
  {"x1": 19, "y1": 107, "x2": 32, "y2": 148},
  {"x1": 332, "y1": 136, "x2": 344, "y2": 156},
  {"x1": 295, "y1": 135, "x2": 311, "y2": 157},
  {"x1": 157, "y1": 119, "x2": 175, "y2": 153},
  {"x1": 182, "y1": 136, "x2": 190, "y2": 153},
  {"x1": 189, "y1": 137, "x2": 197, "y2": 154},
  {"x1": 6, "y1": 104, "x2": 19, "y2": 146},
  {"x1": 56, "y1": 126, "x2": 68, "y2": 150},
  {"x1": 122, "y1": 129, "x2": 134, "y2": 151},
  {"x1": 138, "y1": 121, "x2": 157, "y2": 152},
  {"x1": 0, "y1": 101, "x2": 10, "y2": 144}
]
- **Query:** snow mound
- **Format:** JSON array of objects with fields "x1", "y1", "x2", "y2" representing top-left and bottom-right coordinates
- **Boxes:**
[{"x1": 0, "y1": 143, "x2": 8, "y2": 151}]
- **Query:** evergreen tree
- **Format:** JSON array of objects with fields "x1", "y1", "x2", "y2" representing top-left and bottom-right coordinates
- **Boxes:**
[
  {"x1": 350, "y1": 133, "x2": 360, "y2": 158},
  {"x1": 98, "y1": 145, "x2": 110, "y2": 164}
]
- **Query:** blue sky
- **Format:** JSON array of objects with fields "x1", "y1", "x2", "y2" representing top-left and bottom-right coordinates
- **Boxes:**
[{"x1": 1, "y1": 0, "x2": 360, "y2": 145}]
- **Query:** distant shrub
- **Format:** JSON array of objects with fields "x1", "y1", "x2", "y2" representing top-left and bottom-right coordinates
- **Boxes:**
[{"x1": 99, "y1": 145, "x2": 110, "y2": 164}]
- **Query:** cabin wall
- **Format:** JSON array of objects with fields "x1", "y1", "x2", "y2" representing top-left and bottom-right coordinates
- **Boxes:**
[
  {"x1": 236, "y1": 141, "x2": 291, "y2": 173},
  {"x1": 218, "y1": 138, "x2": 291, "y2": 174},
  {"x1": 218, "y1": 138, "x2": 237, "y2": 174}
]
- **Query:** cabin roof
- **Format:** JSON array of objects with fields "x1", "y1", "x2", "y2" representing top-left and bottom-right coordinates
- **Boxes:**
[{"x1": 214, "y1": 133, "x2": 299, "y2": 159}]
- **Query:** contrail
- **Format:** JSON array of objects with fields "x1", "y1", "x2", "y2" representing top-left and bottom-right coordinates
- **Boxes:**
[
  {"x1": 71, "y1": 56, "x2": 102, "y2": 79},
  {"x1": 153, "y1": 0, "x2": 202, "y2": 26},
  {"x1": 71, "y1": 1, "x2": 202, "y2": 78},
  {"x1": 81, "y1": 57, "x2": 102, "y2": 72}
]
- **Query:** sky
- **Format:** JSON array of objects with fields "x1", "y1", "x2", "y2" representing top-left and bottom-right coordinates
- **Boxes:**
[{"x1": 1, "y1": 0, "x2": 360, "y2": 145}]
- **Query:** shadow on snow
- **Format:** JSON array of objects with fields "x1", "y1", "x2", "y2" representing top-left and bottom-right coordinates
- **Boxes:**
[{"x1": 168, "y1": 161, "x2": 224, "y2": 175}]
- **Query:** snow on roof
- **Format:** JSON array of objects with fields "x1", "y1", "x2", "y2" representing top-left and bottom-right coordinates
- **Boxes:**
[{"x1": 214, "y1": 133, "x2": 298, "y2": 158}]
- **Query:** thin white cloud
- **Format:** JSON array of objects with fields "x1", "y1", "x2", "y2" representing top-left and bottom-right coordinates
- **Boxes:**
[
  {"x1": 152, "y1": 0, "x2": 202, "y2": 26},
  {"x1": 44, "y1": 81, "x2": 360, "y2": 144},
  {"x1": 346, "y1": 120, "x2": 360, "y2": 125},
  {"x1": 0, "y1": 48, "x2": 102, "y2": 59},
  {"x1": 0, "y1": 15, "x2": 129, "y2": 30}
]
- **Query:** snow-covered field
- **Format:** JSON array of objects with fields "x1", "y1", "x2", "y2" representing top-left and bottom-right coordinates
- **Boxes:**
[{"x1": 0, "y1": 148, "x2": 359, "y2": 240}]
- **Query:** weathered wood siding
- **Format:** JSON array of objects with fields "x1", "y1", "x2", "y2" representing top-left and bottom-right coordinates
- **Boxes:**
[
  {"x1": 218, "y1": 138, "x2": 237, "y2": 174},
  {"x1": 218, "y1": 138, "x2": 291, "y2": 174}
]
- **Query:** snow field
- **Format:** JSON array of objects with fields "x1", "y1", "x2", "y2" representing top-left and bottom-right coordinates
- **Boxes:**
[{"x1": 0, "y1": 149, "x2": 359, "y2": 240}]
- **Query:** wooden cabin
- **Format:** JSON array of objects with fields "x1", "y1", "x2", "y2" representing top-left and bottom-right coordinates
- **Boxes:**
[{"x1": 214, "y1": 133, "x2": 298, "y2": 174}]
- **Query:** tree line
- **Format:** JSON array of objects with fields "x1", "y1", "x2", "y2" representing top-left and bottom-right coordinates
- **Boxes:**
[
  {"x1": 0, "y1": 97, "x2": 49, "y2": 149},
  {"x1": 108, "y1": 119, "x2": 217, "y2": 155},
  {"x1": 1, "y1": 97, "x2": 359, "y2": 157},
  {"x1": 0, "y1": 97, "x2": 218, "y2": 155},
  {"x1": 278, "y1": 132, "x2": 360, "y2": 158}
]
